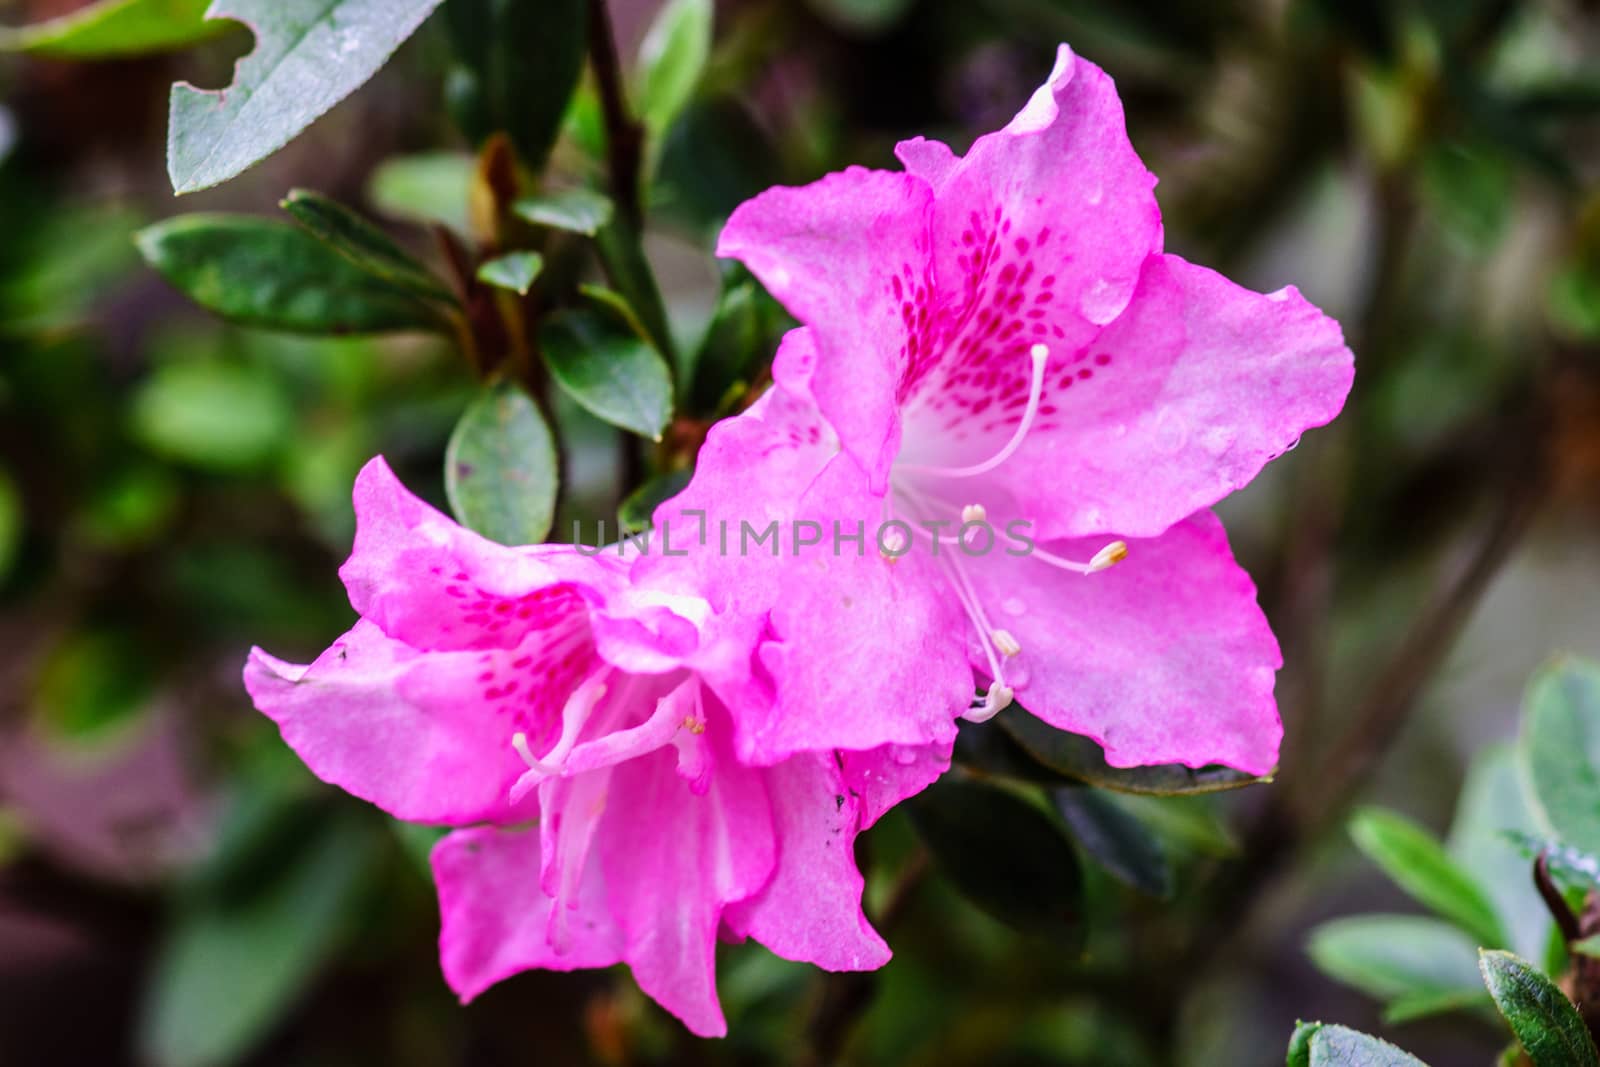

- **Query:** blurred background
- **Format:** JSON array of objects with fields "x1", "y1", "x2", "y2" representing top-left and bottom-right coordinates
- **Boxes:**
[{"x1": 1, "y1": 0, "x2": 1598, "y2": 1063}]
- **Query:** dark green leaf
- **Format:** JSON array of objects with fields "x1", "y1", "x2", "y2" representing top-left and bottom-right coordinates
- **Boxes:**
[
  {"x1": 130, "y1": 360, "x2": 293, "y2": 469},
  {"x1": 443, "y1": 0, "x2": 585, "y2": 167},
  {"x1": 475, "y1": 251, "x2": 543, "y2": 295},
  {"x1": 1053, "y1": 787, "x2": 1171, "y2": 898},
  {"x1": 368, "y1": 152, "x2": 475, "y2": 236},
  {"x1": 1288, "y1": 1022, "x2": 1431, "y2": 1066},
  {"x1": 137, "y1": 215, "x2": 447, "y2": 334},
  {"x1": 688, "y1": 273, "x2": 789, "y2": 414},
  {"x1": 634, "y1": 0, "x2": 713, "y2": 146},
  {"x1": 618, "y1": 468, "x2": 691, "y2": 533},
  {"x1": 1308, "y1": 915, "x2": 1485, "y2": 1006},
  {"x1": 280, "y1": 189, "x2": 455, "y2": 303},
  {"x1": 0, "y1": 0, "x2": 221, "y2": 57},
  {"x1": 952, "y1": 716, "x2": 1074, "y2": 785},
  {"x1": 167, "y1": 0, "x2": 447, "y2": 194},
  {"x1": 0, "y1": 469, "x2": 20, "y2": 582},
  {"x1": 1350, "y1": 807, "x2": 1506, "y2": 947},
  {"x1": 594, "y1": 218, "x2": 676, "y2": 361},
  {"x1": 995, "y1": 705, "x2": 1267, "y2": 795},
  {"x1": 1521, "y1": 658, "x2": 1600, "y2": 857},
  {"x1": 140, "y1": 813, "x2": 377, "y2": 1067},
  {"x1": 908, "y1": 777, "x2": 1084, "y2": 952},
  {"x1": 445, "y1": 380, "x2": 558, "y2": 546},
  {"x1": 539, "y1": 309, "x2": 673, "y2": 441},
  {"x1": 1480, "y1": 949, "x2": 1600, "y2": 1067},
  {"x1": 513, "y1": 187, "x2": 615, "y2": 236}
]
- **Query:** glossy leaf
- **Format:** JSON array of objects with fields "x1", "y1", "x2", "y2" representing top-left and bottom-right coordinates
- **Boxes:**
[
  {"x1": 476, "y1": 251, "x2": 543, "y2": 295},
  {"x1": 1521, "y1": 658, "x2": 1600, "y2": 857},
  {"x1": 140, "y1": 813, "x2": 376, "y2": 1067},
  {"x1": 1480, "y1": 949, "x2": 1600, "y2": 1067},
  {"x1": 1053, "y1": 787, "x2": 1171, "y2": 898},
  {"x1": 167, "y1": 0, "x2": 447, "y2": 193},
  {"x1": 512, "y1": 187, "x2": 615, "y2": 236},
  {"x1": 908, "y1": 777, "x2": 1084, "y2": 953},
  {"x1": 280, "y1": 189, "x2": 455, "y2": 303},
  {"x1": 445, "y1": 380, "x2": 558, "y2": 546},
  {"x1": 1288, "y1": 1022, "x2": 1431, "y2": 1067},
  {"x1": 539, "y1": 309, "x2": 673, "y2": 441},
  {"x1": 634, "y1": 0, "x2": 713, "y2": 144},
  {"x1": 996, "y1": 705, "x2": 1266, "y2": 795},
  {"x1": 1308, "y1": 915, "x2": 1486, "y2": 1007},
  {"x1": 0, "y1": 0, "x2": 220, "y2": 57},
  {"x1": 1350, "y1": 807, "x2": 1506, "y2": 947},
  {"x1": 368, "y1": 152, "x2": 475, "y2": 236},
  {"x1": 443, "y1": 0, "x2": 585, "y2": 167},
  {"x1": 137, "y1": 215, "x2": 447, "y2": 335}
]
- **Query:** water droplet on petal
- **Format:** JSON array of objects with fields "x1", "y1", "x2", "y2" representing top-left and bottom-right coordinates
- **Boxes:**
[
  {"x1": 1085, "y1": 183, "x2": 1104, "y2": 205},
  {"x1": 1079, "y1": 278, "x2": 1129, "y2": 326},
  {"x1": 1002, "y1": 597, "x2": 1027, "y2": 616},
  {"x1": 891, "y1": 747, "x2": 918, "y2": 766}
]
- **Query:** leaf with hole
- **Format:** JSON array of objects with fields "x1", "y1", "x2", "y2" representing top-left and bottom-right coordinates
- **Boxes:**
[
  {"x1": 137, "y1": 215, "x2": 448, "y2": 335},
  {"x1": 539, "y1": 309, "x2": 673, "y2": 441},
  {"x1": 445, "y1": 381, "x2": 558, "y2": 546},
  {"x1": 167, "y1": 0, "x2": 447, "y2": 193}
]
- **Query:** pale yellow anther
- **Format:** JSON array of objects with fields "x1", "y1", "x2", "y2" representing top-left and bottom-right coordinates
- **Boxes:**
[
  {"x1": 961, "y1": 503, "x2": 988, "y2": 524},
  {"x1": 1088, "y1": 540, "x2": 1129, "y2": 573},
  {"x1": 992, "y1": 628, "x2": 1021, "y2": 658}
]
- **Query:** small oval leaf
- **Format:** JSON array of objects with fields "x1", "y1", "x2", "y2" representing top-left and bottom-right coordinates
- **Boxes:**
[
  {"x1": 1288, "y1": 1022, "x2": 1432, "y2": 1067},
  {"x1": 476, "y1": 251, "x2": 543, "y2": 296},
  {"x1": 513, "y1": 187, "x2": 615, "y2": 236},
  {"x1": 539, "y1": 309, "x2": 673, "y2": 440},
  {"x1": 445, "y1": 381, "x2": 559, "y2": 546},
  {"x1": 136, "y1": 214, "x2": 447, "y2": 334},
  {"x1": 1480, "y1": 949, "x2": 1600, "y2": 1067},
  {"x1": 908, "y1": 777, "x2": 1084, "y2": 952}
]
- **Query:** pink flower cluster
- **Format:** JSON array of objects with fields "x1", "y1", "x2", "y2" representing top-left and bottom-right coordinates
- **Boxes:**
[{"x1": 245, "y1": 45, "x2": 1352, "y2": 1036}]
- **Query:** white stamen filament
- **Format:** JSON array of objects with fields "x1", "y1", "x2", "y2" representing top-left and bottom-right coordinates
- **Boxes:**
[
  {"x1": 509, "y1": 670, "x2": 613, "y2": 801},
  {"x1": 898, "y1": 343, "x2": 1050, "y2": 480}
]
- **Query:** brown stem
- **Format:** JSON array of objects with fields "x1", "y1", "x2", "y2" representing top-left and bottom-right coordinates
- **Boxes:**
[{"x1": 586, "y1": 0, "x2": 644, "y2": 227}]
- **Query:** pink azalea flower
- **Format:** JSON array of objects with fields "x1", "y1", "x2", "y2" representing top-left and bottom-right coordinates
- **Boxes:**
[
  {"x1": 243, "y1": 457, "x2": 945, "y2": 1037},
  {"x1": 689, "y1": 44, "x2": 1353, "y2": 775}
]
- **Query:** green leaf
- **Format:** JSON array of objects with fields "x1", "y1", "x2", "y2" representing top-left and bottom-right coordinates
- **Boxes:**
[
  {"x1": 908, "y1": 777, "x2": 1084, "y2": 953},
  {"x1": 1287, "y1": 1022, "x2": 1432, "y2": 1067},
  {"x1": 1450, "y1": 744, "x2": 1551, "y2": 963},
  {"x1": 130, "y1": 360, "x2": 293, "y2": 470},
  {"x1": 618, "y1": 468, "x2": 691, "y2": 533},
  {"x1": 443, "y1": 0, "x2": 585, "y2": 167},
  {"x1": 594, "y1": 217, "x2": 676, "y2": 361},
  {"x1": 368, "y1": 152, "x2": 475, "y2": 236},
  {"x1": 0, "y1": 468, "x2": 19, "y2": 583},
  {"x1": 1573, "y1": 936, "x2": 1600, "y2": 960},
  {"x1": 1052, "y1": 787, "x2": 1172, "y2": 898},
  {"x1": 634, "y1": 0, "x2": 713, "y2": 144},
  {"x1": 1350, "y1": 807, "x2": 1506, "y2": 947},
  {"x1": 539, "y1": 309, "x2": 673, "y2": 441},
  {"x1": 0, "y1": 0, "x2": 222, "y2": 57},
  {"x1": 1480, "y1": 949, "x2": 1600, "y2": 1067},
  {"x1": 1308, "y1": 915, "x2": 1486, "y2": 1007},
  {"x1": 280, "y1": 189, "x2": 455, "y2": 303},
  {"x1": 804, "y1": 0, "x2": 916, "y2": 33},
  {"x1": 688, "y1": 273, "x2": 789, "y2": 414},
  {"x1": 995, "y1": 705, "x2": 1267, "y2": 795},
  {"x1": 476, "y1": 251, "x2": 543, "y2": 295},
  {"x1": 167, "y1": 0, "x2": 447, "y2": 194},
  {"x1": 512, "y1": 187, "x2": 616, "y2": 236},
  {"x1": 136, "y1": 214, "x2": 447, "y2": 334},
  {"x1": 140, "y1": 813, "x2": 377, "y2": 1067},
  {"x1": 445, "y1": 380, "x2": 558, "y2": 546},
  {"x1": 1521, "y1": 658, "x2": 1600, "y2": 857}
]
